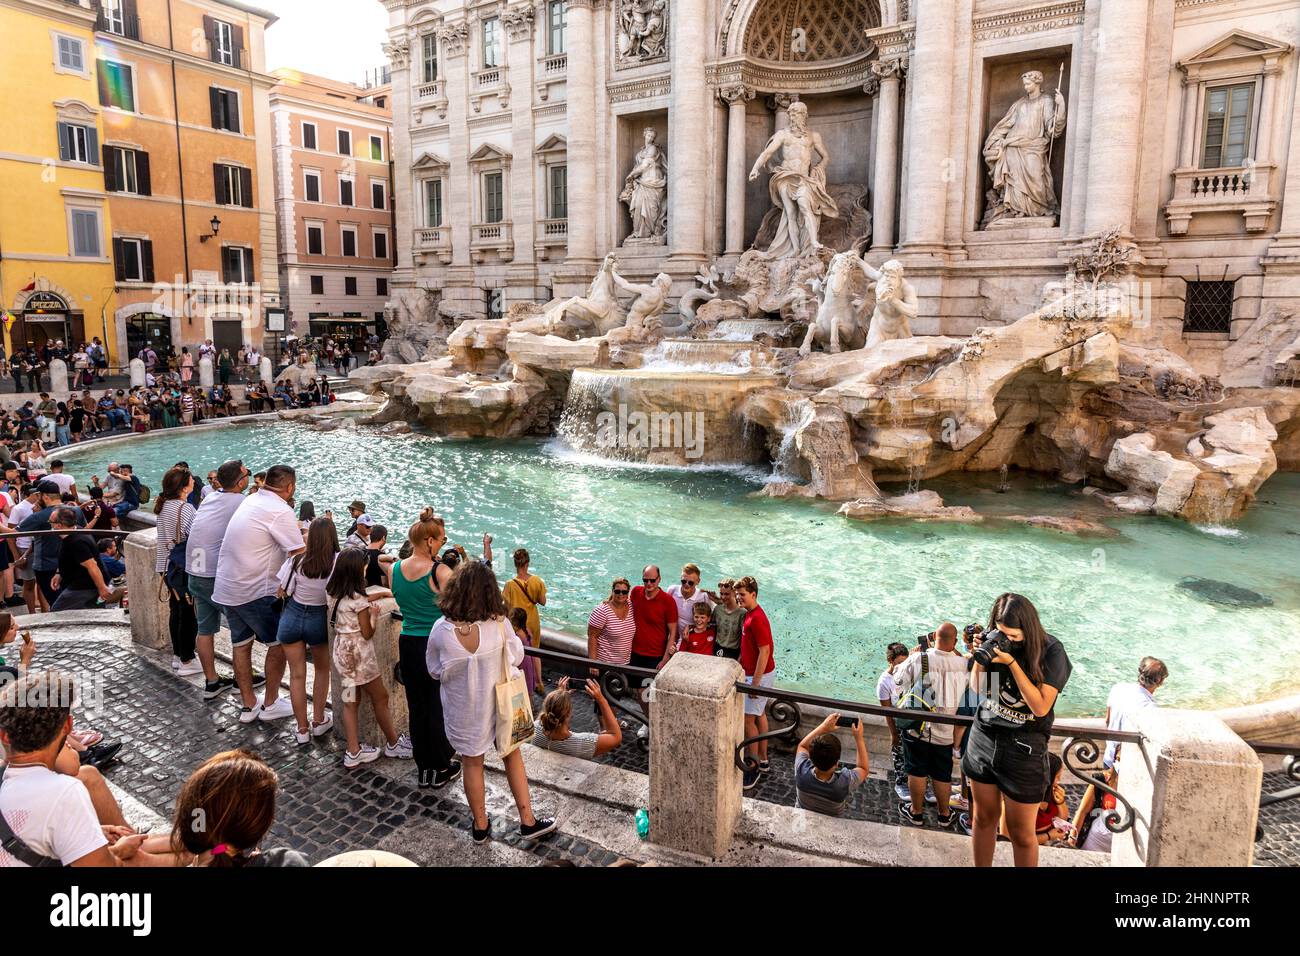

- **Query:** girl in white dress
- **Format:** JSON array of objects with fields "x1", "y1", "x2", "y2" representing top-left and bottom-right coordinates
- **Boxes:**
[{"x1": 426, "y1": 560, "x2": 556, "y2": 845}]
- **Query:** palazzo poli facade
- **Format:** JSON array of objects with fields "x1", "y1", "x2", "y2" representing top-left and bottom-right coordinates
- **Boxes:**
[{"x1": 381, "y1": 0, "x2": 1300, "y2": 379}]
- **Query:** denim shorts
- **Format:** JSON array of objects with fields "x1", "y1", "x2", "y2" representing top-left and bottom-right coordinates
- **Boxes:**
[
  {"x1": 187, "y1": 575, "x2": 224, "y2": 636},
  {"x1": 224, "y1": 595, "x2": 282, "y2": 648},
  {"x1": 961, "y1": 723, "x2": 1050, "y2": 805},
  {"x1": 276, "y1": 598, "x2": 328, "y2": 647}
]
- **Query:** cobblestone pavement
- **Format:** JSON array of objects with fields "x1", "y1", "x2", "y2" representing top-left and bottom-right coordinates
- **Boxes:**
[
  {"x1": 40, "y1": 640, "x2": 1299, "y2": 866},
  {"x1": 51, "y1": 640, "x2": 626, "y2": 866},
  {"x1": 544, "y1": 666, "x2": 1300, "y2": 867}
]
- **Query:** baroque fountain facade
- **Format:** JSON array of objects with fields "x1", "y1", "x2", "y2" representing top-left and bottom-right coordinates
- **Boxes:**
[{"x1": 366, "y1": 0, "x2": 1300, "y2": 527}]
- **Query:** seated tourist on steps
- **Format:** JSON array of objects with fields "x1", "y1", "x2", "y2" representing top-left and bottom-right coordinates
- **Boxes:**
[
  {"x1": 530, "y1": 676, "x2": 622, "y2": 760},
  {"x1": 110, "y1": 750, "x2": 309, "y2": 867},
  {"x1": 0, "y1": 670, "x2": 128, "y2": 867},
  {"x1": 793, "y1": 712, "x2": 868, "y2": 818}
]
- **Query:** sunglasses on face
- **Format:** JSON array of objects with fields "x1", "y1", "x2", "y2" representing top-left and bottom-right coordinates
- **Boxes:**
[
  {"x1": 612, "y1": 589, "x2": 629, "y2": 596},
  {"x1": 643, "y1": 577, "x2": 658, "y2": 584},
  {"x1": 681, "y1": 579, "x2": 697, "y2": 587}
]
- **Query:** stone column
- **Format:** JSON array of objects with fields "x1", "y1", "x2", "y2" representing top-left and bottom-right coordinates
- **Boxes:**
[
  {"x1": 869, "y1": 57, "x2": 905, "y2": 254},
  {"x1": 1113, "y1": 708, "x2": 1262, "y2": 867},
  {"x1": 505, "y1": 6, "x2": 537, "y2": 269},
  {"x1": 199, "y1": 355, "x2": 213, "y2": 387},
  {"x1": 769, "y1": 92, "x2": 795, "y2": 132},
  {"x1": 330, "y1": 593, "x2": 409, "y2": 747},
  {"x1": 565, "y1": 0, "x2": 598, "y2": 265},
  {"x1": 441, "y1": 23, "x2": 474, "y2": 269},
  {"x1": 899, "y1": 0, "x2": 955, "y2": 255},
  {"x1": 668, "y1": 0, "x2": 709, "y2": 263},
  {"x1": 720, "y1": 84, "x2": 754, "y2": 255},
  {"x1": 648, "y1": 653, "x2": 745, "y2": 859},
  {"x1": 259, "y1": 356, "x2": 272, "y2": 385},
  {"x1": 48, "y1": 359, "x2": 69, "y2": 401},
  {"x1": 1082, "y1": 0, "x2": 1152, "y2": 236},
  {"x1": 125, "y1": 529, "x2": 170, "y2": 654},
  {"x1": 129, "y1": 358, "x2": 145, "y2": 387}
]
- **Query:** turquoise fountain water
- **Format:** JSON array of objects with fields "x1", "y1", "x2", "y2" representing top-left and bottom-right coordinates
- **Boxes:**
[{"x1": 62, "y1": 420, "x2": 1300, "y2": 716}]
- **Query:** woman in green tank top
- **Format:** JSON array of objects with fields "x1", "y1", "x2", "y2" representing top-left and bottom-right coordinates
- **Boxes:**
[{"x1": 392, "y1": 508, "x2": 460, "y2": 789}]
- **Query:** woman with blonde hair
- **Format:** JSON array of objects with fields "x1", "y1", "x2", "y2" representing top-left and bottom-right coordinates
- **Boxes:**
[{"x1": 389, "y1": 507, "x2": 461, "y2": 789}]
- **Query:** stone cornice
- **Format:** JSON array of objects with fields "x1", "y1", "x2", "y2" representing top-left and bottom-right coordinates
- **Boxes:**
[
  {"x1": 971, "y1": 1, "x2": 1084, "y2": 43},
  {"x1": 707, "y1": 52, "x2": 875, "y2": 97},
  {"x1": 607, "y1": 73, "x2": 671, "y2": 104}
]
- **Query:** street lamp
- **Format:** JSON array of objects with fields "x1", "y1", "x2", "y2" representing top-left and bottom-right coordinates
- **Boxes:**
[{"x1": 200, "y1": 215, "x2": 222, "y2": 243}]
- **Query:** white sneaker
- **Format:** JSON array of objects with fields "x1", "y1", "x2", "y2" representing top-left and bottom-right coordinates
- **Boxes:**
[
  {"x1": 257, "y1": 697, "x2": 294, "y2": 721},
  {"x1": 637, "y1": 724, "x2": 649, "y2": 742},
  {"x1": 171, "y1": 656, "x2": 182, "y2": 671},
  {"x1": 924, "y1": 782, "x2": 937, "y2": 804},
  {"x1": 894, "y1": 782, "x2": 912, "y2": 802},
  {"x1": 384, "y1": 734, "x2": 413, "y2": 759},
  {"x1": 293, "y1": 727, "x2": 311, "y2": 745},
  {"x1": 311, "y1": 714, "x2": 334, "y2": 737},
  {"x1": 176, "y1": 658, "x2": 204, "y2": 677},
  {"x1": 238, "y1": 698, "x2": 264, "y2": 724},
  {"x1": 344, "y1": 744, "x2": 380, "y2": 768}
]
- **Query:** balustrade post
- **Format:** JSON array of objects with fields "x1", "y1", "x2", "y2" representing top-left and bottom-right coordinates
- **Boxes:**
[
  {"x1": 648, "y1": 653, "x2": 745, "y2": 859},
  {"x1": 1113, "y1": 708, "x2": 1262, "y2": 867}
]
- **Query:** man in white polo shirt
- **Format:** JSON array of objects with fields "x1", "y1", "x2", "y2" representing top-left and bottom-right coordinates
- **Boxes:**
[
  {"x1": 186, "y1": 460, "x2": 250, "y2": 706},
  {"x1": 1103, "y1": 656, "x2": 1168, "y2": 769},
  {"x1": 212, "y1": 464, "x2": 304, "y2": 724}
]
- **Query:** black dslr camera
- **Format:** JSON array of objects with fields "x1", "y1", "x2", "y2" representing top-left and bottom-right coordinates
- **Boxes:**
[{"x1": 972, "y1": 628, "x2": 1010, "y2": 667}]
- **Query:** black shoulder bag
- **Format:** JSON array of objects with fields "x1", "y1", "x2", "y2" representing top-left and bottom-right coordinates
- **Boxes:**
[{"x1": 894, "y1": 650, "x2": 933, "y2": 735}]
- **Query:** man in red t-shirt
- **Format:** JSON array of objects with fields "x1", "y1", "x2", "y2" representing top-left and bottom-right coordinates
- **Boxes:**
[
  {"x1": 737, "y1": 575, "x2": 776, "y2": 791},
  {"x1": 629, "y1": 565, "x2": 679, "y2": 733}
]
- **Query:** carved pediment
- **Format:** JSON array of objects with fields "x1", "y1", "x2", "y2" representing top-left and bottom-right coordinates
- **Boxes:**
[
  {"x1": 536, "y1": 133, "x2": 567, "y2": 154},
  {"x1": 1179, "y1": 30, "x2": 1291, "y2": 77},
  {"x1": 412, "y1": 151, "x2": 451, "y2": 171},
  {"x1": 468, "y1": 142, "x2": 512, "y2": 166}
]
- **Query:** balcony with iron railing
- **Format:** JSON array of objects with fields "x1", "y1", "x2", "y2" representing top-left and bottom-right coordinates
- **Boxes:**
[{"x1": 1165, "y1": 162, "x2": 1277, "y2": 235}]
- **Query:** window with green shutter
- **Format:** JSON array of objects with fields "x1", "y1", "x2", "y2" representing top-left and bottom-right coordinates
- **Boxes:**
[{"x1": 484, "y1": 172, "x2": 504, "y2": 224}]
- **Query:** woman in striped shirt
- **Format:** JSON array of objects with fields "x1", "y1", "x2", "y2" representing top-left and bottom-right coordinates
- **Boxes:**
[{"x1": 586, "y1": 578, "x2": 636, "y2": 666}]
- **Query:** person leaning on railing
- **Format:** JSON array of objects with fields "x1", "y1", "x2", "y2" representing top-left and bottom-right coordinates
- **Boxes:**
[{"x1": 962, "y1": 592, "x2": 1073, "y2": 868}]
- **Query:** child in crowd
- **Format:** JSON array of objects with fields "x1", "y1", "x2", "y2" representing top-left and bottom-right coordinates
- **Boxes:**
[
  {"x1": 509, "y1": 607, "x2": 540, "y2": 696},
  {"x1": 678, "y1": 602, "x2": 716, "y2": 656},
  {"x1": 325, "y1": 548, "x2": 412, "y2": 768}
]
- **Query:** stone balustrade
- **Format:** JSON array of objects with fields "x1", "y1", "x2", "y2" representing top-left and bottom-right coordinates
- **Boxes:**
[{"x1": 1165, "y1": 162, "x2": 1277, "y2": 234}]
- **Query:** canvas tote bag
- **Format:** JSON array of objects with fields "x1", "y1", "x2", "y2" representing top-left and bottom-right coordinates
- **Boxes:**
[{"x1": 494, "y1": 618, "x2": 534, "y2": 756}]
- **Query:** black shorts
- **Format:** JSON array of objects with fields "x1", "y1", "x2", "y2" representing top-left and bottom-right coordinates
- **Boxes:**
[
  {"x1": 714, "y1": 644, "x2": 740, "y2": 661},
  {"x1": 627, "y1": 653, "x2": 660, "y2": 686},
  {"x1": 960, "y1": 723, "x2": 1050, "y2": 805},
  {"x1": 902, "y1": 735, "x2": 954, "y2": 783}
]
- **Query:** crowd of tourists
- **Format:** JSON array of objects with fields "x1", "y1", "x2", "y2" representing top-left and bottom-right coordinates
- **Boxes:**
[
  {"x1": 0, "y1": 450, "x2": 1173, "y2": 868},
  {"x1": 281, "y1": 333, "x2": 383, "y2": 376}
]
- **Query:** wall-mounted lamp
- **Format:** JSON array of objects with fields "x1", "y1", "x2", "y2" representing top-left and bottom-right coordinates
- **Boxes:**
[{"x1": 199, "y1": 215, "x2": 222, "y2": 243}]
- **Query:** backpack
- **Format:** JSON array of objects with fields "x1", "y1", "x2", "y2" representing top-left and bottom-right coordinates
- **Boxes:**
[
  {"x1": 894, "y1": 650, "x2": 933, "y2": 735},
  {"x1": 161, "y1": 503, "x2": 189, "y2": 598}
]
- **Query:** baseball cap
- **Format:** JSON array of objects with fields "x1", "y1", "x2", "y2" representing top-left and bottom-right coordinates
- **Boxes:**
[{"x1": 356, "y1": 513, "x2": 374, "y2": 527}]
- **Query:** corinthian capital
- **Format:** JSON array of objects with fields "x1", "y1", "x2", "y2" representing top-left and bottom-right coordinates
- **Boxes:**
[
  {"x1": 440, "y1": 22, "x2": 470, "y2": 57},
  {"x1": 383, "y1": 39, "x2": 410, "y2": 69},
  {"x1": 718, "y1": 83, "x2": 756, "y2": 106},
  {"x1": 503, "y1": 4, "x2": 535, "y2": 41},
  {"x1": 870, "y1": 55, "x2": 908, "y2": 82}
]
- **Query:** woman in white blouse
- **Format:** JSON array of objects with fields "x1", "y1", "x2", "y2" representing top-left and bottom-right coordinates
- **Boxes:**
[{"x1": 427, "y1": 560, "x2": 557, "y2": 845}]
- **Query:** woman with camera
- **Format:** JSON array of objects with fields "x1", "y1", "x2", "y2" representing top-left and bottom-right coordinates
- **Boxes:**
[{"x1": 963, "y1": 592, "x2": 1072, "y2": 867}]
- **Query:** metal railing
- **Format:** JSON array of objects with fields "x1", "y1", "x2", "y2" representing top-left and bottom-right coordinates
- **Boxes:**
[
  {"x1": 732, "y1": 678, "x2": 1300, "y2": 839},
  {"x1": 526, "y1": 646, "x2": 654, "y2": 750}
]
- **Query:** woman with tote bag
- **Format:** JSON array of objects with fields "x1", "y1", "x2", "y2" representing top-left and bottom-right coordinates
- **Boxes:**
[{"x1": 426, "y1": 560, "x2": 556, "y2": 846}]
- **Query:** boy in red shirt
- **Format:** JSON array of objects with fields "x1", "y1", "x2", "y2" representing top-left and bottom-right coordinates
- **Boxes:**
[
  {"x1": 736, "y1": 575, "x2": 776, "y2": 791},
  {"x1": 678, "y1": 603, "x2": 716, "y2": 656}
]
